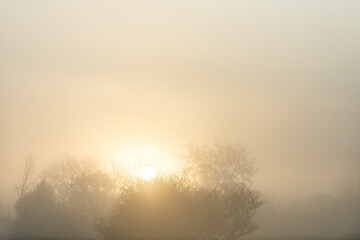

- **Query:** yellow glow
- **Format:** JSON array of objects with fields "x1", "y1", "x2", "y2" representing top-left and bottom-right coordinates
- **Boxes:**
[
  {"x1": 117, "y1": 143, "x2": 163, "y2": 166},
  {"x1": 140, "y1": 166, "x2": 157, "y2": 181}
]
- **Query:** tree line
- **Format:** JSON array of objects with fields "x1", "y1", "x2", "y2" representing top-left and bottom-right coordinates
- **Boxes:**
[{"x1": 0, "y1": 141, "x2": 263, "y2": 240}]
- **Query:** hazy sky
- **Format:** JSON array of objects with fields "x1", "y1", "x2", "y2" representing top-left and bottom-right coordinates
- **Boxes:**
[{"x1": 1, "y1": 0, "x2": 360, "y2": 201}]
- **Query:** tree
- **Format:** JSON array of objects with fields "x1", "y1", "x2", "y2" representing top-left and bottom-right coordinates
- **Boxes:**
[
  {"x1": 68, "y1": 170, "x2": 116, "y2": 215},
  {"x1": 96, "y1": 174, "x2": 263, "y2": 240},
  {"x1": 12, "y1": 180, "x2": 57, "y2": 239},
  {"x1": 42, "y1": 156, "x2": 118, "y2": 238},
  {"x1": 184, "y1": 141, "x2": 257, "y2": 189},
  {"x1": 43, "y1": 156, "x2": 104, "y2": 201},
  {"x1": 96, "y1": 142, "x2": 263, "y2": 240},
  {"x1": 14, "y1": 157, "x2": 36, "y2": 198},
  {"x1": 11, "y1": 180, "x2": 97, "y2": 240}
]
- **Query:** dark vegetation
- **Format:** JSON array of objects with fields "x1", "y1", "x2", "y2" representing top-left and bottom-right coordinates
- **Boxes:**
[
  {"x1": 0, "y1": 142, "x2": 263, "y2": 240},
  {"x1": 96, "y1": 177, "x2": 262, "y2": 240}
]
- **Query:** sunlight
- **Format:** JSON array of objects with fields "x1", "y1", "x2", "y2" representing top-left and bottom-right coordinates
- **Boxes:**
[
  {"x1": 140, "y1": 166, "x2": 157, "y2": 181},
  {"x1": 117, "y1": 144, "x2": 162, "y2": 166},
  {"x1": 111, "y1": 141, "x2": 181, "y2": 179}
]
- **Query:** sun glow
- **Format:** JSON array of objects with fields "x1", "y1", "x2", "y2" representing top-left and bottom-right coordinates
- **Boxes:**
[
  {"x1": 140, "y1": 166, "x2": 157, "y2": 181},
  {"x1": 112, "y1": 142, "x2": 180, "y2": 178}
]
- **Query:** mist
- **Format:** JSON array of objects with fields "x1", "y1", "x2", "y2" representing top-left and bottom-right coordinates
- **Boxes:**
[{"x1": 1, "y1": 1, "x2": 360, "y2": 239}]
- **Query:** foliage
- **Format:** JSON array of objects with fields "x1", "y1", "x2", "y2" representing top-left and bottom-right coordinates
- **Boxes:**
[
  {"x1": 9, "y1": 157, "x2": 123, "y2": 239},
  {"x1": 96, "y1": 175, "x2": 263, "y2": 240},
  {"x1": 7, "y1": 143, "x2": 263, "y2": 240},
  {"x1": 11, "y1": 180, "x2": 99, "y2": 240},
  {"x1": 12, "y1": 181, "x2": 57, "y2": 239}
]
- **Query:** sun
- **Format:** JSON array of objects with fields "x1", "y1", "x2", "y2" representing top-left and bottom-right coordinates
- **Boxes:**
[{"x1": 140, "y1": 166, "x2": 157, "y2": 181}]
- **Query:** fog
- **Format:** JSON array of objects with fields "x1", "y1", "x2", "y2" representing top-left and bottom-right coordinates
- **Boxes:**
[{"x1": 1, "y1": 1, "x2": 360, "y2": 239}]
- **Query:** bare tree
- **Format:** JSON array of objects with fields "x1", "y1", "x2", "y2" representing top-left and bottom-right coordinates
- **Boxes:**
[
  {"x1": 44, "y1": 156, "x2": 117, "y2": 217},
  {"x1": 14, "y1": 157, "x2": 36, "y2": 198},
  {"x1": 184, "y1": 140, "x2": 257, "y2": 189},
  {"x1": 110, "y1": 162, "x2": 135, "y2": 195},
  {"x1": 43, "y1": 156, "x2": 103, "y2": 201}
]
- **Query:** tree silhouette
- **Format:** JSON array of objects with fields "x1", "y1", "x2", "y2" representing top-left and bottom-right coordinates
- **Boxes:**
[
  {"x1": 184, "y1": 141, "x2": 256, "y2": 189},
  {"x1": 7, "y1": 143, "x2": 263, "y2": 240},
  {"x1": 12, "y1": 180, "x2": 58, "y2": 239},
  {"x1": 11, "y1": 180, "x2": 100, "y2": 240},
  {"x1": 43, "y1": 156, "x2": 104, "y2": 202},
  {"x1": 96, "y1": 175, "x2": 263, "y2": 240},
  {"x1": 14, "y1": 157, "x2": 35, "y2": 198}
]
